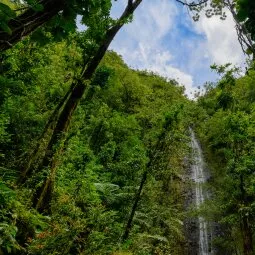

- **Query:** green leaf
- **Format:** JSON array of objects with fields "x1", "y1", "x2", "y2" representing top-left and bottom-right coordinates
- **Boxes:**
[
  {"x1": 0, "y1": 3, "x2": 16, "y2": 19},
  {"x1": 26, "y1": 0, "x2": 44, "y2": 12},
  {"x1": 32, "y1": 3, "x2": 44, "y2": 12},
  {"x1": 6, "y1": 246, "x2": 12, "y2": 253},
  {"x1": 236, "y1": 8, "x2": 247, "y2": 22},
  {"x1": 246, "y1": 47, "x2": 253, "y2": 55},
  {"x1": 0, "y1": 22, "x2": 12, "y2": 35}
]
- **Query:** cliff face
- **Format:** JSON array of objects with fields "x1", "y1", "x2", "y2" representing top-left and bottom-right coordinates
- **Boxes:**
[{"x1": 184, "y1": 130, "x2": 214, "y2": 255}]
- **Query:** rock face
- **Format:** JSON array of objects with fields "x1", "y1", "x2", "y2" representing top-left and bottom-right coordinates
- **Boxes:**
[
  {"x1": 184, "y1": 130, "x2": 213, "y2": 255},
  {"x1": 183, "y1": 162, "x2": 199, "y2": 255}
]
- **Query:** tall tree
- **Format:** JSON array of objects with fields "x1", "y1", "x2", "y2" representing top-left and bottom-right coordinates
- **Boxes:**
[{"x1": 31, "y1": 0, "x2": 143, "y2": 213}]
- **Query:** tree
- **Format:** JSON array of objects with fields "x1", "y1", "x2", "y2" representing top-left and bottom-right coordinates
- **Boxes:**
[
  {"x1": 29, "y1": 0, "x2": 143, "y2": 213},
  {"x1": 196, "y1": 65, "x2": 255, "y2": 254},
  {"x1": 236, "y1": 0, "x2": 255, "y2": 42},
  {"x1": 0, "y1": 0, "x2": 112, "y2": 51}
]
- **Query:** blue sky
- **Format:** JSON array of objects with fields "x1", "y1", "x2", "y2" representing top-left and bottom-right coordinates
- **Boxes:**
[{"x1": 109, "y1": 0, "x2": 245, "y2": 98}]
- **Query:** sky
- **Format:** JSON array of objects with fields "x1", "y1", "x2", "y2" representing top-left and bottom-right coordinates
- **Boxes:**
[{"x1": 109, "y1": 0, "x2": 246, "y2": 98}]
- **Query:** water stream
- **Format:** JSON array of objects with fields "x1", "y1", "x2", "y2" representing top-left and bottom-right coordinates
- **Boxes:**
[{"x1": 190, "y1": 130, "x2": 212, "y2": 255}]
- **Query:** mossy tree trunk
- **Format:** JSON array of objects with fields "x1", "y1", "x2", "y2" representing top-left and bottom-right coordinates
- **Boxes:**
[{"x1": 31, "y1": 0, "x2": 143, "y2": 213}]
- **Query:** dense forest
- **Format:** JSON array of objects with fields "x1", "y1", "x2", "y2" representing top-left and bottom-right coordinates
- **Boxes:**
[{"x1": 0, "y1": 0, "x2": 255, "y2": 254}]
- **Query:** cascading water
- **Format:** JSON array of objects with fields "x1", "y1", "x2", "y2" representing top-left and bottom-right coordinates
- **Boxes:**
[{"x1": 190, "y1": 129, "x2": 212, "y2": 255}]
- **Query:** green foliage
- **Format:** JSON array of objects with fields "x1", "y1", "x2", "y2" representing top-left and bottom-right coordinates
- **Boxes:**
[
  {"x1": 0, "y1": 179, "x2": 49, "y2": 254},
  {"x1": 1, "y1": 1, "x2": 254, "y2": 254},
  {"x1": 195, "y1": 61, "x2": 255, "y2": 253},
  {"x1": 0, "y1": 31, "x2": 190, "y2": 255},
  {"x1": 0, "y1": 2, "x2": 16, "y2": 34},
  {"x1": 236, "y1": 0, "x2": 255, "y2": 40},
  {"x1": 0, "y1": 36, "x2": 83, "y2": 171},
  {"x1": 0, "y1": 0, "x2": 115, "y2": 44}
]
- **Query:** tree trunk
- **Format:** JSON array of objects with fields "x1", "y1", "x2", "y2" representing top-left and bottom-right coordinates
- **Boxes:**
[
  {"x1": 19, "y1": 82, "x2": 75, "y2": 183},
  {"x1": 225, "y1": 0, "x2": 255, "y2": 58},
  {"x1": 0, "y1": 0, "x2": 65, "y2": 51},
  {"x1": 241, "y1": 215, "x2": 253, "y2": 255},
  {"x1": 32, "y1": 0, "x2": 143, "y2": 213},
  {"x1": 122, "y1": 128, "x2": 167, "y2": 241},
  {"x1": 122, "y1": 168, "x2": 148, "y2": 241},
  {"x1": 239, "y1": 174, "x2": 253, "y2": 255},
  {"x1": 32, "y1": 80, "x2": 86, "y2": 212}
]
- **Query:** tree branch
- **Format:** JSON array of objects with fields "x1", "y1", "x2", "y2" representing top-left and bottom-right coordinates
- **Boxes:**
[
  {"x1": 128, "y1": 0, "x2": 133, "y2": 7},
  {"x1": 175, "y1": 0, "x2": 208, "y2": 7},
  {"x1": 0, "y1": 0, "x2": 64, "y2": 52},
  {"x1": 132, "y1": 0, "x2": 143, "y2": 10}
]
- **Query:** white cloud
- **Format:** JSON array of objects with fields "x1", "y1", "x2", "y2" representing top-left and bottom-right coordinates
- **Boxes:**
[
  {"x1": 118, "y1": 43, "x2": 194, "y2": 92},
  {"x1": 115, "y1": 0, "x2": 178, "y2": 47},
  {"x1": 110, "y1": 1, "x2": 245, "y2": 99},
  {"x1": 111, "y1": 0, "x2": 195, "y2": 97},
  {"x1": 194, "y1": 9, "x2": 245, "y2": 65}
]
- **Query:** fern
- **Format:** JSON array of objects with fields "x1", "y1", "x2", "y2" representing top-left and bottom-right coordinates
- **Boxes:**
[
  {"x1": 139, "y1": 233, "x2": 168, "y2": 243},
  {"x1": 0, "y1": 166, "x2": 18, "y2": 182},
  {"x1": 0, "y1": 180, "x2": 16, "y2": 205}
]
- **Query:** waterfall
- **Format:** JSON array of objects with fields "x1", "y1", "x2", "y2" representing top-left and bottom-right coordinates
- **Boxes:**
[{"x1": 190, "y1": 130, "x2": 212, "y2": 255}]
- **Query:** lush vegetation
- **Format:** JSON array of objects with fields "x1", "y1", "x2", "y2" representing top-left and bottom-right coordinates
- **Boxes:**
[
  {"x1": 0, "y1": 33, "x2": 192, "y2": 254},
  {"x1": 0, "y1": 0, "x2": 255, "y2": 254},
  {"x1": 193, "y1": 63, "x2": 255, "y2": 255}
]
